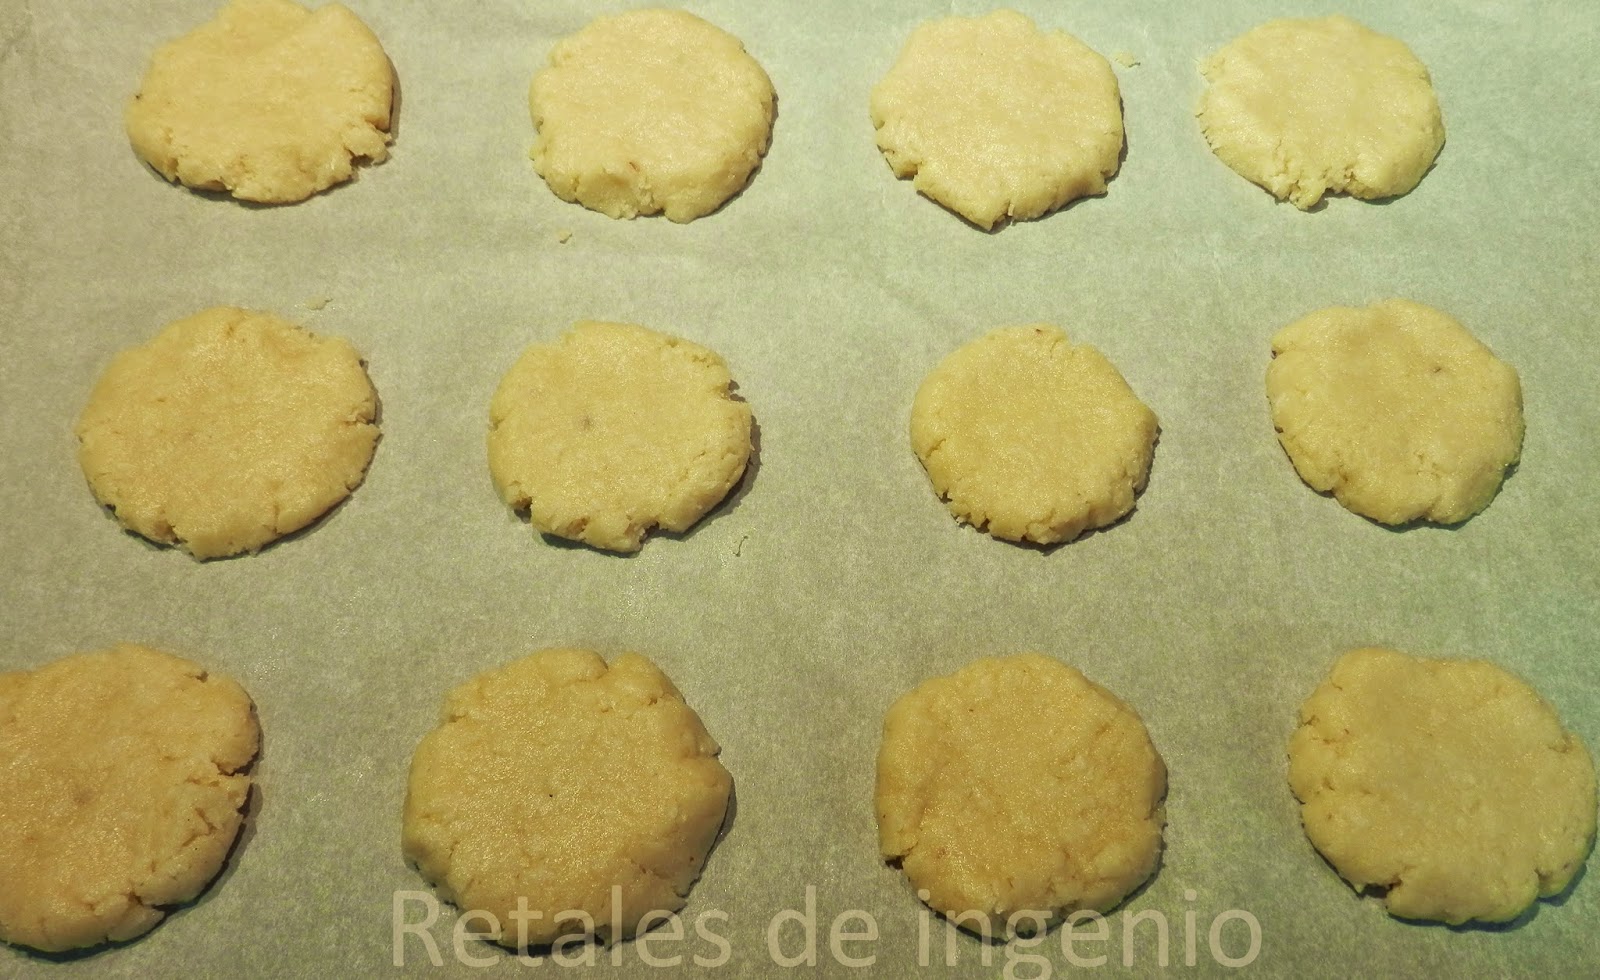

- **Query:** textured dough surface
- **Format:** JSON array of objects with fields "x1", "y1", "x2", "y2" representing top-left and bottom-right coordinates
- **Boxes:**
[
  {"x1": 402, "y1": 649, "x2": 732, "y2": 948},
  {"x1": 0, "y1": 645, "x2": 259, "y2": 952},
  {"x1": 125, "y1": 0, "x2": 394, "y2": 203},
  {"x1": 876, "y1": 653, "x2": 1166, "y2": 932},
  {"x1": 1289, "y1": 647, "x2": 1596, "y2": 925},
  {"x1": 911, "y1": 324, "x2": 1158, "y2": 545},
  {"x1": 488, "y1": 321, "x2": 752, "y2": 552},
  {"x1": 1197, "y1": 15, "x2": 1444, "y2": 209},
  {"x1": 870, "y1": 10, "x2": 1123, "y2": 229},
  {"x1": 1267, "y1": 299, "x2": 1522, "y2": 525},
  {"x1": 529, "y1": 9, "x2": 775, "y2": 222},
  {"x1": 76, "y1": 306, "x2": 381, "y2": 559}
]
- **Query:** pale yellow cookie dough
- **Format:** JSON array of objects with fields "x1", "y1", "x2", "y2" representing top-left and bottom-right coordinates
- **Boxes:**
[
  {"x1": 1197, "y1": 15, "x2": 1445, "y2": 209},
  {"x1": 876, "y1": 654, "x2": 1166, "y2": 933},
  {"x1": 76, "y1": 306, "x2": 381, "y2": 559},
  {"x1": 402, "y1": 649, "x2": 732, "y2": 949},
  {"x1": 870, "y1": 10, "x2": 1123, "y2": 229},
  {"x1": 1289, "y1": 648, "x2": 1596, "y2": 925},
  {"x1": 126, "y1": 0, "x2": 395, "y2": 203},
  {"x1": 911, "y1": 324, "x2": 1158, "y2": 545},
  {"x1": 529, "y1": 9, "x2": 775, "y2": 222},
  {"x1": 1267, "y1": 299, "x2": 1522, "y2": 525},
  {"x1": 0, "y1": 645, "x2": 259, "y2": 952},
  {"x1": 488, "y1": 321, "x2": 752, "y2": 553}
]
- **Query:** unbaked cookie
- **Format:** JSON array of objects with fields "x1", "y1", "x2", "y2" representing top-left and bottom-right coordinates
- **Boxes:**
[
  {"x1": 1289, "y1": 647, "x2": 1596, "y2": 924},
  {"x1": 910, "y1": 324, "x2": 1158, "y2": 545},
  {"x1": 876, "y1": 653, "x2": 1166, "y2": 933},
  {"x1": 870, "y1": 11, "x2": 1123, "y2": 229},
  {"x1": 76, "y1": 306, "x2": 381, "y2": 559},
  {"x1": 488, "y1": 321, "x2": 752, "y2": 553},
  {"x1": 126, "y1": 0, "x2": 395, "y2": 203},
  {"x1": 1267, "y1": 299, "x2": 1522, "y2": 525},
  {"x1": 402, "y1": 649, "x2": 732, "y2": 949},
  {"x1": 529, "y1": 9, "x2": 775, "y2": 222},
  {"x1": 1197, "y1": 16, "x2": 1444, "y2": 209},
  {"x1": 0, "y1": 645, "x2": 259, "y2": 952}
]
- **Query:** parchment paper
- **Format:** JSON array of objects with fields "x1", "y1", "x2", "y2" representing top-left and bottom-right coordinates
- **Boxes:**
[{"x1": 1, "y1": 1, "x2": 1596, "y2": 976}]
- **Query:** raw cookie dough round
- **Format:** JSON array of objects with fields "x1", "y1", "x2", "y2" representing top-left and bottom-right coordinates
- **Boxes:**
[
  {"x1": 529, "y1": 9, "x2": 775, "y2": 222},
  {"x1": 876, "y1": 653, "x2": 1166, "y2": 933},
  {"x1": 76, "y1": 306, "x2": 381, "y2": 559},
  {"x1": 1196, "y1": 15, "x2": 1445, "y2": 209},
  {"x1": 1266, "y1": 299, "x2": 1522, "y2": 525},
  {"x1": 1289, "y1": 647, "x2": 1596, "y2": 925},
  {"x1": 125, "y1": 0, "x2": 395, "y2": 204},
  {"x1": 0, "y1": 645, "x2": 259, "y2": 952},
  {"x1": 870, "y1": 10, "x2": 1123, "y2": 229},
  {"x1": 910, "y1": 324, "x2": 1158, "y2": 545},
  {"x1": 402, "y1": 649, "x2": 732, "y2": 949},
  {"x1": 487, "y1": 321, "x2": 753, "y2": 553}
]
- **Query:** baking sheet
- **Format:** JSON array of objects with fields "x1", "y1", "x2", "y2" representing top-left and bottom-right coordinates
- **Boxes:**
[{"x1": 2, "y1": 0, "x2": 1597, "y2": 976}]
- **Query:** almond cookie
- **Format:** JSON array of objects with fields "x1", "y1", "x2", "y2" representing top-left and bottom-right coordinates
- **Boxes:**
[
  {"x1": 529, "y1": 9, "x2": 775, "y2": 222},
  {"x1": 1266, "y1": 299, "x2": 1522, "y2": 525},
  {"x1": 76, "y1": 306, "x2": 381, "y2": 559},
  {"x1": 1197, "y1": 16, "x2": 1444, "y2": 209},
  {"x1": 0, "y1": 645, "x2": 259, "y2": 952},
  {"x1": 487, "y1": 321, "x2": 752, "y2": 553},
  {"x1": 876, "y1": 653, "x2": 1166, "y2": 934},
  {"x1": 402, "y1": 649, "x2": 732, "y2": 949},
  {"x1": 910, "y1": 324, "x2": 1158, "y2": 545},
  {"x1": 126, "y1": 0, "x2": 395, "y2": 203},
  {"x1": 1289, "y1": 648, "x2": 1596, "y2": 924},
  {"x1": 870, "y1": 11, "x2": 1123, "y2": 229}
]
